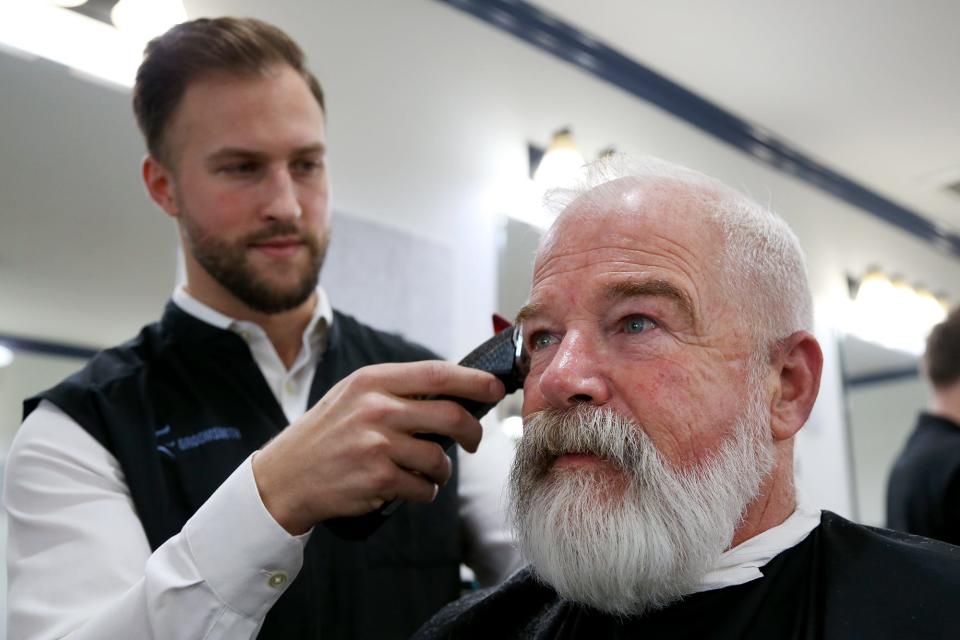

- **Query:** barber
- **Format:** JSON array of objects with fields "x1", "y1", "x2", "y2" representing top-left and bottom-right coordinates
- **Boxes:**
[{"x1": 4, "y1": 16, "x2": 519, "y2": 640}]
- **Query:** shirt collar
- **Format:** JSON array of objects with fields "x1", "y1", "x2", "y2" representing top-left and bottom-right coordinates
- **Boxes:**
[
  {"x1": 693, "y1": 493, "x2": 822, "y2": 593},
  {"x1": 171, "y1": 285, "x2": 334, "y2": 340}
]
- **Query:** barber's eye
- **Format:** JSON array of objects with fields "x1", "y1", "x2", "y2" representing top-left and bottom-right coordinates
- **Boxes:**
[
  {"x1": 623, "y1": 315, "x2": 656, "y2": 334},
  {"x1": 529, "y1": 331, "x2": 558, "y2": 350},
  {"x1": 293, "y1": 158, "x2": 323, "y2": 174},
  {"x1": 221, "y1": 162, "x2": 257, "y2": 175}
]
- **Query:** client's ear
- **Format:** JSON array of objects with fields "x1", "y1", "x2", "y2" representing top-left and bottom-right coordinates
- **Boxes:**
[{"x1": 769, "y1": 331, "x2": 823, "y2": 441}]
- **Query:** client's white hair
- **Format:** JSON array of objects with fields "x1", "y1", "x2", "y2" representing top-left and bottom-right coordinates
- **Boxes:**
[
  {"x1": 509, "y1": 156, "x2": 811, "y2": 614},
  {"x1": 542, "y1": 154, "x2": 813, "y2": 350}
]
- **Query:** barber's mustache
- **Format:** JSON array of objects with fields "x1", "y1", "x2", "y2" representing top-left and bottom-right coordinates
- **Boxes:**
[{"x1": 243, "y1": 221, "x2": 314, "y2": 246}]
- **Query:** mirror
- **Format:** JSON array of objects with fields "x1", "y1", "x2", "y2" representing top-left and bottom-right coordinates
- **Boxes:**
[{"x1": 839, "y1": 335, "x2": 926, "y2": 526}]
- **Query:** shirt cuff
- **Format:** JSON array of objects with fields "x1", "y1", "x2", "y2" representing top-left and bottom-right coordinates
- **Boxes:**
[{"x1": 183, "y1": 454, "x2": 311, "y2": 619}]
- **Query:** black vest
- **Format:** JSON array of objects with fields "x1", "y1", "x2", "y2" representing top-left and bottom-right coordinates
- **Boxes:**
[
  {"x1": 886, "y1": 412, "x2": 960, "y2": 545},
  {"x1": 25, "y1": 303, "x2": 462, "y2": 639}
]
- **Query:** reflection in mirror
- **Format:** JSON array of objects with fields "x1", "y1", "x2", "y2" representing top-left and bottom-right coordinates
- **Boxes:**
[{"x1": 840, "y1": 335, "x2": 925, "y2": 526}]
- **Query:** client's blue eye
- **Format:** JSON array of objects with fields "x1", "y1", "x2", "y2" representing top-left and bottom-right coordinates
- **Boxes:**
[
  {"x1": 624, "y1": 315, "x2": 656, "y2": 334},
  {"x1": 530, "y1": 332, "x2": 559, "y2": 350}
]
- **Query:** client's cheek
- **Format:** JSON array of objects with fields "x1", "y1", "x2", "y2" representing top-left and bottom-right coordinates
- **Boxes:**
[{"x1": 640, "y1": 407, "x2": 731, "y2": 470}]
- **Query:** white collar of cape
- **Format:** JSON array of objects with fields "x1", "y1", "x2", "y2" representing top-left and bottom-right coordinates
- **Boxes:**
[{"x1": 695, "y1": 494, "x2": 822, "y2": 593}]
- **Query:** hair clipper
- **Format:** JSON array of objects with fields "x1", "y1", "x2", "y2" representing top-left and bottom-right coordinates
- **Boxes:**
[{"x1": 324, "y1": 322, "x2": 529, "y2": 540}]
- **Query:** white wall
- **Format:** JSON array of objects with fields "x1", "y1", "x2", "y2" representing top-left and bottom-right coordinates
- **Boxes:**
[{"x1": 794, "y1": 323, "x2": 855, "y2": 516}]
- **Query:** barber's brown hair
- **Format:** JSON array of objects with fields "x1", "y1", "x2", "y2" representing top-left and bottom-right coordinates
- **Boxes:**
[
  {"x1": 925, "y1": 306, "x2": 960, "y2": 388},
  {"x1": 132, "y1": 17, "x2": 325, "y2": 164}
]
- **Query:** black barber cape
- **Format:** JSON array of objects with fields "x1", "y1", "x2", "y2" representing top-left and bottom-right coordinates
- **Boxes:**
[
  {"x1": 25, "y1": 302, "x2": 462, "y2": 640},
  {"x1": 414, "y1": 512, "x2": 960, "y2": 640},
  {"x1": 887, "y1": 412, "x2": 960, "y2": 545}
]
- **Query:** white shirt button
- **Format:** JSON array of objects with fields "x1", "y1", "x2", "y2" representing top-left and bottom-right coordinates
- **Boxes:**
[
  {"x1": 283, "y1": 382, "x2": 295, "y2": 394},
  {"x1": 267, "y1": 571, "x2": 288, "y2": 588}
]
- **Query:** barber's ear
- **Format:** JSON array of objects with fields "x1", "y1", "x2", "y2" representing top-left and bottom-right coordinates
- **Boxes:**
[
  {"x1": 770, "y1": 331, "x2": 823, "y2": 441},
  {"x1": 142, "y1": 155, "x2": 179, "y2": 218}
]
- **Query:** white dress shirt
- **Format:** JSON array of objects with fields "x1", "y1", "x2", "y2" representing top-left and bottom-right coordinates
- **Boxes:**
[{"x1": 4, "y1": 287, "x2": 521, "y2": 639}]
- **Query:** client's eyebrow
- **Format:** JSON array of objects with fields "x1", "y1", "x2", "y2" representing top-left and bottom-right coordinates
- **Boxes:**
[
  {"x1": 606, "y1": 280, "x2": 695, "y2": 323},
  {"x1": 515, "y1": 302, "x2": 546, "y2": 327}
]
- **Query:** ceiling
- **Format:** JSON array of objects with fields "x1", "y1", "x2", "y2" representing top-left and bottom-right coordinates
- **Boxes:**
[{"x1": 528, "y1": 0, "x2": 960, "y2": 231}]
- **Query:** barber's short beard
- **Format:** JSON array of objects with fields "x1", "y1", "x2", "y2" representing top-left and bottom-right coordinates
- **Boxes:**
[
  {"x1": 509, "y1": 389, "x2": 774, "y2": 616},
  {"x1": 182, "y1": 216, "x2": 327, "y2": 314}
]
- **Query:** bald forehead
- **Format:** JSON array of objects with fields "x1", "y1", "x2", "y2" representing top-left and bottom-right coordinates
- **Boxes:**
[
  {"x1": 538, "y1": 177, "x2": 725, "y2": 266},
  {"x1": 568, "y1": 175, "x2": 725, "y2": 220}
]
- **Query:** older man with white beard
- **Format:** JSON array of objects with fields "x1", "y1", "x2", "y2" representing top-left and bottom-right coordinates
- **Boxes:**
[{"x1": 414, "y1": 157, "x2": 960, "y2": 639}]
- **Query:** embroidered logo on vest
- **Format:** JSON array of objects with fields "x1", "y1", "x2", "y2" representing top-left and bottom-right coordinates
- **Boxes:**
[{"x1": 155, "y1": 424, "x2": 243, "y2": 458}]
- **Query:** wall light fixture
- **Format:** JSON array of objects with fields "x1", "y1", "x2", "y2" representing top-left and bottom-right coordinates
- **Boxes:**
[
  {"x1": 530, "y1": 128, "x2": 585, "y2": 191},
  {"x1": 0, "y1": 0, "x2": 186, "y2": 89},
  {"x1": 513, "y1": 128, "x2": 613, "y2": 229},
  {"x1": 846, "y1": 269, "x2": 949, "y2": 355},
  {"x1": 0, "y1": 344, "x2": 14, "y2": 368}
]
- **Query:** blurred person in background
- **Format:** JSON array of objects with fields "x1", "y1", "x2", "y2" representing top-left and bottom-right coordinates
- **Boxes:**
[{"x1": 887, "y1": 306, "x2": 960, "y2": 545}]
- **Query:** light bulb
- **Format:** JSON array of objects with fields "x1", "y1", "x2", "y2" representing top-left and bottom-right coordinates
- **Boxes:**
[
  {"x1": 0, "y1": 345, "x2": 14, "y2": 368},
  {"x1": 111, "y1": 0, "x2": 187, "y2": 44},
  {"x1": 533, "y1": 129, "x2": 585, "y2": 190}
]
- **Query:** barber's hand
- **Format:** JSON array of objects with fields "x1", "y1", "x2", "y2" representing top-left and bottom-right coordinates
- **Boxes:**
[{"x1": 251, "y1": 360, "x2": 505, "y2": 535}]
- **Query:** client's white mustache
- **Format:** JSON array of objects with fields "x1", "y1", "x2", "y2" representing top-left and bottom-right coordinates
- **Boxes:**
[{"x1": 512, "y1": 405, "x2": 676, "y2": 492}]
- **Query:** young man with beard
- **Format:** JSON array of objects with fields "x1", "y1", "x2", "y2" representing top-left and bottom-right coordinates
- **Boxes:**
[
  {"x1": 414, "y1": 157, "x2": 960, "y2": 639},
  {"x1": 3, "y1": 17, "x2": 519, "y2": 640}
]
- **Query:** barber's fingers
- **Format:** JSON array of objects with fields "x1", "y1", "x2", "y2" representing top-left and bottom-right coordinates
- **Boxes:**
[
  {"x1": 383, "y1": 397, "x2": 484, "y2": 452},
  {"x1": 388, "y1": 466, "x2": 442, "y2": 505},
  {"x1": 348, "y1": 360, "x2": 505, "y2": 404},
  {"x1": 389, "y1": 436, "x2": 454, "y2": 487}
]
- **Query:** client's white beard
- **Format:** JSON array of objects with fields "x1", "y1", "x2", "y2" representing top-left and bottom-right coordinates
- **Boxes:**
[{"x1": 509, "y1": 385, "x2": 774, "y2": 616}]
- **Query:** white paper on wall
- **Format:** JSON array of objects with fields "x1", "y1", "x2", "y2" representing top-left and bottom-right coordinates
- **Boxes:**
[{"x1": 321, "y1": 212, "x2": 455, "y2": 359}]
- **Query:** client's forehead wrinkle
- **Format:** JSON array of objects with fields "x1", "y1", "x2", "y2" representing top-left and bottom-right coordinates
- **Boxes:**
[
  {"x1": 606, "y1": 280, "x2": 695, "y2": 322},
  {"x1": 514, "y1": 281, "x2": 695, "y2": 327}
]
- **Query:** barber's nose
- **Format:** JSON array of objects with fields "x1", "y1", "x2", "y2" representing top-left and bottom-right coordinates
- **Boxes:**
[
  {"x1": 536, "y1": 333, "x2": 611, "y2": 408},
  {"x1": 262, "y1": 169, "x2": 302, "y2": 221}
]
